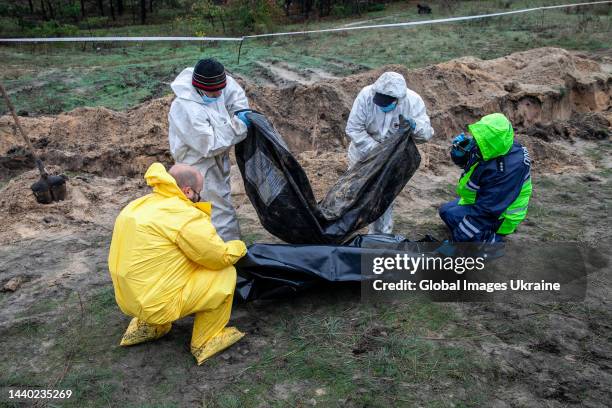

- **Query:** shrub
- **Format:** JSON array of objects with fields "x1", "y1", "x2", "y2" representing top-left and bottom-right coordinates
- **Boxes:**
[
  {"x1": 365, "y1": 3, "x2": 385, "y2": 13},
  {"x1": 27, "y1": 20, "x2": 79, "y2": 37},
  {"x1": 331, "y1": 4, "x2": 352, "y2": 18},
  {"x1": 59, "y1": 3, "x2": 81, "y2": 20},
  {"x1": 0, "y1": 17, "x2": 22, "y2": 36},
  {"x1": 78, "y1": 16, "x2": 111, "y2": 29},
  {"x1": 226, "y1": 0, "x2": 282, "y2": 34}
]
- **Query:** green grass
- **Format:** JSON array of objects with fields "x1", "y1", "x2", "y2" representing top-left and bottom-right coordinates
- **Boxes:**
[
  {"x1": 198, "y1": 298, "x2": 490, "y2": 407},
  {"x1": 1, "y1": 0, "x2": 610, "y2": 115},
  {"x1": 0, "y1": 285, "x2": 494, "y2": 407}
]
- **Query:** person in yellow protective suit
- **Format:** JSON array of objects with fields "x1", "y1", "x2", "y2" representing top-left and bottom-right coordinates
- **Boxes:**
[{"x1": 108, "y1": 162, "x2": 247, "y2": 365}]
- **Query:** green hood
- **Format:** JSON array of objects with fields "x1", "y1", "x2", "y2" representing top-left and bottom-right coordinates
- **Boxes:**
[{"x1": 468, "y1": 113, "x2": 514, "y2": 161}]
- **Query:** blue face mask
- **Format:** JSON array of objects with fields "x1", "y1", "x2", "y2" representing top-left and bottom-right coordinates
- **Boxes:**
[
  {"x1": 201, "y1": 94, "x2": 218, "y2": 105},
  {"x1": 379, "y1": 102, "x2": 397, "y2": 113}
]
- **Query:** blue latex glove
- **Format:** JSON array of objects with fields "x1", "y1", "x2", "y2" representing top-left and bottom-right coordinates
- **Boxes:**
[
  {"x1": 450, "y1": 133, "x2": 476, "y2": 166},
  {"x1": 398, "y1": 115, "x2": 416, "y2": 135},
  {"x1": 236, "y1": 110, "x2": 251, "y2": 126},
  {"x1": 452, "y1": 133, "x2": 466, "y2": 145}
]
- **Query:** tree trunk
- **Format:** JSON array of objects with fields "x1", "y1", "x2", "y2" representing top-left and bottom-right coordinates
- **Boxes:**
[
  {"x1": 149, "y1": 0, "x2": 153, "y2": 13},
  {"x1": 109, "y1": 0, "x2": 115, "y2": 20},
  {"x1": 46, "y1": 0, "x2": 55, "y2": 19},
  {"x1": 140, "y1": 0, "x2": 146, "y2": 24},
  {"x1": 28, "y1": 0, "x2": 34, "y2": 14},
  {"x1": 97, "y1": 0, "x2": 105, "y2": 15},
  {"x1": 40, "y1": 0, "x2": 48, "y2": 20},
  {"x1": 304, "y1": 0, "x2": 312, "y2": 18},
  {"x1": 80, "y1": 0, "x2": 85, "y2": 17},
  {"x1": 219, "y1": 13, "x2": 226, "y2": 33},
  {"x1": 117, "y1": 0, "x2": 124, "y2": 15}
]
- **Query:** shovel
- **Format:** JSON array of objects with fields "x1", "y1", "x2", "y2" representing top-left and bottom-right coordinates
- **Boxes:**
[{"x1": 1, "y1": 83, "x2": 67, "y2": 204}]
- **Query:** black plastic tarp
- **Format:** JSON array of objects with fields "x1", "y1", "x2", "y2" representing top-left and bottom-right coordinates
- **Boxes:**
[{"x1": 235, "y1": 112, "x2": 421, "y2": 244}]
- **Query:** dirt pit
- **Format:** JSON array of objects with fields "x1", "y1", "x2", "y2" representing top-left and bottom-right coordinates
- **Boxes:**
[{"x1": 0, "y1": 47, "x2": 610, "y2": 406}]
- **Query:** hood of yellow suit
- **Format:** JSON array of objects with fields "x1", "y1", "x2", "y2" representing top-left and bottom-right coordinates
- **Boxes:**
[{"x1": 144, "y1": 162, "x2": 212, "y2": 215}]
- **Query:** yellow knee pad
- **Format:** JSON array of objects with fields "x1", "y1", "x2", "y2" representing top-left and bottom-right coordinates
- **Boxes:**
[
  {"x1": 191, "y1": 327, "x2": 245, "y2": 365},
  {"x1": 120, "y1": 318, "x2": 172, "y2": 346}
]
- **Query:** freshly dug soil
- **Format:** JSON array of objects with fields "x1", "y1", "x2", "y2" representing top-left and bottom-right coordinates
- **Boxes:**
[{"x1": 1, "y1": 47, "x2": 610, "y2": 181}]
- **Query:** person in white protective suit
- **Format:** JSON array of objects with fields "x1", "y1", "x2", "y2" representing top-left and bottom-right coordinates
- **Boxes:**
[
  {"x1": 345, "y1": 71, "x2": 434, "y2": 234},
  {"x1": 168, "y1": 58, "x2": 252, "y2": 241}
]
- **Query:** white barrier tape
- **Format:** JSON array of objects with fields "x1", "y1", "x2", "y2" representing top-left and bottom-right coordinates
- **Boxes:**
[
  {"x1": 0, "y1": 36, "x2": 243, "y2": 42},
  {"x1": 0, "y1": 1, "x2": 609, "y2": 43}
]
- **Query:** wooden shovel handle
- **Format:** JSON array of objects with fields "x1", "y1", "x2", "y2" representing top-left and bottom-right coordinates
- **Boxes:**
[{"x1": 0, "y1": 82, "x2": 47, "y2": 176}]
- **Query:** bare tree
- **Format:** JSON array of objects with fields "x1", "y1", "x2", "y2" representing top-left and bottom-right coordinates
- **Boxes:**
[
  {"x1": 140, "y1": 0, "x2": 146, "y2": 23},
  {"x1": 40, "y1": 0, "x2": 48, "y2": 20},
  {"x1": 46, "y1": 0, "x2": 55, "y2": 19}
]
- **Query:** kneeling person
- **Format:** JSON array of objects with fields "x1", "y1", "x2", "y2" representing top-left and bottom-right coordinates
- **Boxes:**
[
  {"x1": 439, "y1": 113, "x2": 532, "y2": 242},
  {"x1": 108, "y1": 162, "x2": 247, "y2": 364}
]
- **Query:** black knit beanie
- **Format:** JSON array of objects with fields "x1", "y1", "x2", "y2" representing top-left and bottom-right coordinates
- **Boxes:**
[{"x1": 192, "y1": 58, "x2": 227, "y2": 92}]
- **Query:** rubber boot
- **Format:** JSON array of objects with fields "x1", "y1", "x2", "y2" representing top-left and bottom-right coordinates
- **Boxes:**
[
  {"x1": 120, "y1": 317, "x2": 172, "y2": 346},
  {"x1": 191, "y1": 327, "x2": 245, "y2": 365}
]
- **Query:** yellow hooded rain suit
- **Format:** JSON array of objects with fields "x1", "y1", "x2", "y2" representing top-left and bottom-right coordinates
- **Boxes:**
[{"x1": 108, "y1": 163, "x2": 247, "y2": 364}]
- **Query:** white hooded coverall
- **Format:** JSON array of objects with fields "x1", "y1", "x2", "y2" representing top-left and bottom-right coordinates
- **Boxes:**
[
  {"x1": 168, "y1": 68, "x2": 249, "y2": 241},
  {"x1": 345, "y1": 72, "x2": 434, "y2": 234}
]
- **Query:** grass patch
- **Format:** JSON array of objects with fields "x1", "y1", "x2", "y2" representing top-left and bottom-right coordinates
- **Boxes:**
[
  {"x1": 0, "y1": 286, "x2": 131, "y2": 407},
  {"x1": 202, "y1": 297, "x2": 491, "y2": 407},
  {"x1": 0, "y1": 282, "x2": 496, "y2": 406}
]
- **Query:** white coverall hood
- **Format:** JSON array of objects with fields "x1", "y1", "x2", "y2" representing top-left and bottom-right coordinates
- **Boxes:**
[
  {"x1": 168, "y1": 67, "x2": 249, "y2": 241},
  {"x1": 171, "y1": 68, "x2": 206, "y2": 103},
  {"x1": 372, "y1": 72, "x2": 408, "y2": 99}
]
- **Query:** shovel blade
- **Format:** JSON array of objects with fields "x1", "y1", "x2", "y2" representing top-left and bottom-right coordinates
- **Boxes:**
[
  {"x1": 48, "y1": 175, "x2": 67, "y2": 201},
  {"x1": 31, "y1": 179, "x2": 53, "y2": 204},
  {"x1": 30, "y1": 175, "x2": 67, "y2": 204}
]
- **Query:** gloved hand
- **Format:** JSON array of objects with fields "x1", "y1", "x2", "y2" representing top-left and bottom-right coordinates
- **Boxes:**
[
  {"x1": 235, "y1": 110, "x2": 252, "y2": 127},
  {"x1": 398, "y1": 115, "x2": 416, "y2": 136},
  {"x1": 452, "y1": 133, "x2": 467, "y2": 145},
  {"x1": 450, "y1": 133, "x2": 475, "y2": 167}
]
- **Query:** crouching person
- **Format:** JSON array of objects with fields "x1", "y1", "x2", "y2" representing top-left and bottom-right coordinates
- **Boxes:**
[
  {"x1": 108, "y1": 162, "x2": 247, "y2": 364},
  {"x1": 439, "y1": 113, "x2": 532, "y2": 243}
]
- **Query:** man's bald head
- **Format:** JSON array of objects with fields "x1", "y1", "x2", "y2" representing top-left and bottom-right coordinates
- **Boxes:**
[{"x1": 169, "y1": 163, "x2": 203, "y2": 193}]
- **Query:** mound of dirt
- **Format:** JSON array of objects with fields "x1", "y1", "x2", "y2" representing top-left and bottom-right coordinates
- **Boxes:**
[
  {"x1": 1, "y1": 47, "x2": 610, "y2": 180},
  {"x1": 250, "y1": 47, "x2": 611, "y2": 152},
  {"x1": 0, "y1": 167, "x2": 146, "y2": 243},
  {"x1": 0, "y1": 97, "x2": 174, "y2": 180},
  {"x1": 525, "y1": 111, "x2": 611, "y2": 141}
]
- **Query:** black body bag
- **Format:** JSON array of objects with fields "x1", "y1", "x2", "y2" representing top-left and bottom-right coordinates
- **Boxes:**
[
  {"x1": 235, "y1": 113, "x2": 421, "y2": 244},
  {"x1": 235, "y1": 234, "x2": 436, "y2": 301}
]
